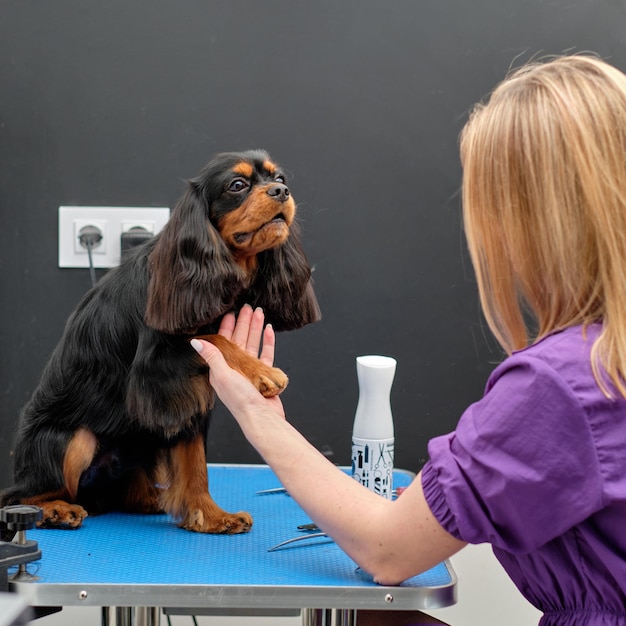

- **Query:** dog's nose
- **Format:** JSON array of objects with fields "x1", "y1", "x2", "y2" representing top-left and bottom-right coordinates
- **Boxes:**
[{"x1": 267, "y1": 183, "x2": 290, "y2": 202}]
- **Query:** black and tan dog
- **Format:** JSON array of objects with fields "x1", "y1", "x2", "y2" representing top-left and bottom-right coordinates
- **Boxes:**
[{"x1": 1, "y1": 150, "x2": 320, "y2": 533}]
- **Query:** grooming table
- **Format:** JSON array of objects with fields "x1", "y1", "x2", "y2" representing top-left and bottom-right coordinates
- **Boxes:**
[{"x1": 10, "y1": 465, "x2": 456, "y2": 625}]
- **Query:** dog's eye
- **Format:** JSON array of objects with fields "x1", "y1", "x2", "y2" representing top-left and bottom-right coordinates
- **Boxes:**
[
  {"x1": 274, "y1": 175, "x2": 286, "y2": 184},
  {"x1": 227, "y1": 179, "x2": 249, "y2": 193}
]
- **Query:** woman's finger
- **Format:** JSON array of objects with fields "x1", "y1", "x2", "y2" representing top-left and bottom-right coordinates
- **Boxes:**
[
  {"x1": 191, "y1": 338, "x2": 241, "y2": 393},
  {"x1": 190, "y1": 338, "x2": 225, "y2": 370},
  {"x1": 230, "y1": 304, "x2": 254, "y2": 348},
  {"x1": 217, "y1": 312, "x2": 236, "y2": 339},
  {"x1": 260, "y1": 324, "x2": 275, "y2": 366},
  {"x1": 244, "y1": 307, "x2": 265, "y2": 357}
]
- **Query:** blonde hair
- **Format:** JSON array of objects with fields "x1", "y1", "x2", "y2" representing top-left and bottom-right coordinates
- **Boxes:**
[{"x1": 460, "y1": 55, "x2": 626, "y2": 397}]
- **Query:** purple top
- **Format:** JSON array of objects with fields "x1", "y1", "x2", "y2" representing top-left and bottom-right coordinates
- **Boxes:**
[{"x1": 421, "y1": 324, "x2": 626, "y2": 626}]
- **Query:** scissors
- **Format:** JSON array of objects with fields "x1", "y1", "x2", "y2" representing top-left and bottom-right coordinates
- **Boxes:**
[{"x1": 267, "y1": 522, "x2": 330, "y2": 552}]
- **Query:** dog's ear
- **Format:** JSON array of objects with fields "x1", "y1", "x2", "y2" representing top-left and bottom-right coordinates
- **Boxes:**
[
  {"x1": 246, "y1": 220, "x2": 321, "y2": 331},
  {"x1": 145, "y1": 184, "x2": 245, "y2": 334}
]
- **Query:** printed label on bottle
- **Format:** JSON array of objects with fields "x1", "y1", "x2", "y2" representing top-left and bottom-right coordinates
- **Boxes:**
[{"x1": 351, "y1": 437, "x2": 394, "y2": 499}]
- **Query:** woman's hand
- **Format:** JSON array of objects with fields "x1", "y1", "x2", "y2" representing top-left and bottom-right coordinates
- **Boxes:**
[
  {"x1": 191, "y1": 305, "x2": 285, "y2": 422},
  {"x1": 217, "y1": 305, "x2": 275, "y2": 367}
]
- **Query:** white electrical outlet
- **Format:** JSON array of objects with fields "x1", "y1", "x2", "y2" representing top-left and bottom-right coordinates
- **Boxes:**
[
  {"x1": 59, "y1": 207, "x2": 170, "y2": 268},
  {"x1": 121, "y1": 220, "x2": 156, "y2": 234},
  {"x1": 74, "y1": 219, "x2": 108, "y2": 254}
]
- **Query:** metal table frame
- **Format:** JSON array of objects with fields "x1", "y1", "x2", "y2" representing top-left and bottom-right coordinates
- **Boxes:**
[{"x1": 9, "y1": 465, "x2": 456, "y2": 625}]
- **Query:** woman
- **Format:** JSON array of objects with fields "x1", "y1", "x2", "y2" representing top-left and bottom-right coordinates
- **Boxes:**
[{"x1": 191, "y1": 55, "x2": 626, "y2": 625}]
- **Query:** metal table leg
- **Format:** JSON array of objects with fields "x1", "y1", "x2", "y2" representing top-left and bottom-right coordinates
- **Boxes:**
[
  {"x1": 136, "y1": 607, "x2": 160, "y2": 626},
  {"x1": 101, "y1": 606, "x2": 161, "y2": 626},
  {"x1": 115, "y1": 607, "x2": 133, "y2": 626},
  {"x1": 302, "y1": 608, "x2": 357, "y2": 625}
]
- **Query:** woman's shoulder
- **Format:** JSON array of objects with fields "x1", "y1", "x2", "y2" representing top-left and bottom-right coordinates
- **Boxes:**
[
  {"x1": 487, "y1": 322, "x2": 626, "y2": 447},
  {"x1": 491, "y1": 323, "x2": 601, "y2": 392},
  {"x1": 515, "y1": 323, "x2": 600, "y2": 359}
]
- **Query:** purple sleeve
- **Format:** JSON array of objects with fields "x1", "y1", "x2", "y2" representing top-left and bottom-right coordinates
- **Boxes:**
[{"x1": 421, "y1": 355, "x2": 605, "y2": 553}]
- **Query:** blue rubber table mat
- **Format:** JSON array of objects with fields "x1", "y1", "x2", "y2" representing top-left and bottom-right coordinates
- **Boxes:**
[{"x1": 13, "y1": 465, "x2": 456, "y2": 611}]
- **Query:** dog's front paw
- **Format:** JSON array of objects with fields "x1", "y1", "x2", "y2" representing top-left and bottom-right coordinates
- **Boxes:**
[
  {"x1": 37, "y1": 500, "x2": 88, "y2": 529},
  {"x1": 256, "y1": 364, "x2": 289, "y2": 397},
  {"x1": 180, "y1": 509, "x2": 253, "y2": 534},
  {"x1": 200, "y1": 334, "x2": 288, "y2": 397}
]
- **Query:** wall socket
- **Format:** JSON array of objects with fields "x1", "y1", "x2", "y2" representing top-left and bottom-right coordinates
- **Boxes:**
[{"x1": 58, "y1": 206, "x2": 171, "y2": 268}]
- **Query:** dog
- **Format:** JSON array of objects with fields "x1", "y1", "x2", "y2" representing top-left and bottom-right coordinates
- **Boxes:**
[{"x1": 0, "y1": 149, "x2": 320, "y2": 534}]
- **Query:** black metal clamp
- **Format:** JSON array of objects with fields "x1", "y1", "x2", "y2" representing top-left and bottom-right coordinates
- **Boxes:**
[
  {"x1": 0, "y1": 505, "x2": 43, "y2": 592},
  {"x1": 0, "y1": 505, "x2": 62, "y2": 624}
]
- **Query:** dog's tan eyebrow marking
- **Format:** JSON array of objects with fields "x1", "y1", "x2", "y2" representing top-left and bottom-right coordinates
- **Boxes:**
[
  {"x1": 263, "y1": 160, "x2": 277, "y2": 175},
  {"x1": 233, "y1": 162, "x2": 254, "y2": 178}
]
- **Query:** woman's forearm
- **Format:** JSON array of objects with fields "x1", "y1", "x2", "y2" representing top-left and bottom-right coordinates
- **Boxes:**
[{"x1": 199, "y1": 342, "x2": 466, "y2": 585}]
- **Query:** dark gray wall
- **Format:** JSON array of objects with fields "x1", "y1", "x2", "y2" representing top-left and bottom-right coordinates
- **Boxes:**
[{"x1": 2, "y1": 1, "x2": 625, "y2": 486}]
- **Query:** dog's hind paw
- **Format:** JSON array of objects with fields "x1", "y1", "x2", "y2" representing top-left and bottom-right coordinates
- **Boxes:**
[
  {"x1": 180, "y1": 509, "x2": 253, "y2": 534},
  {"x1": 37, "y1": 500, "x2": 88, "y2": 529}
]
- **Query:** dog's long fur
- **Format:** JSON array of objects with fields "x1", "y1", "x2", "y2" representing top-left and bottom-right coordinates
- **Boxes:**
[{"x1": 1, "y1": 150, "x2": 320, "y2": 533}]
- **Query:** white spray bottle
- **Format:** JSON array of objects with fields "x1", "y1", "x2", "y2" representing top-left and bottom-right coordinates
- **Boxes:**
[{"x1": 351, "y1": 355, "x2": 396, "y2": 499}]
